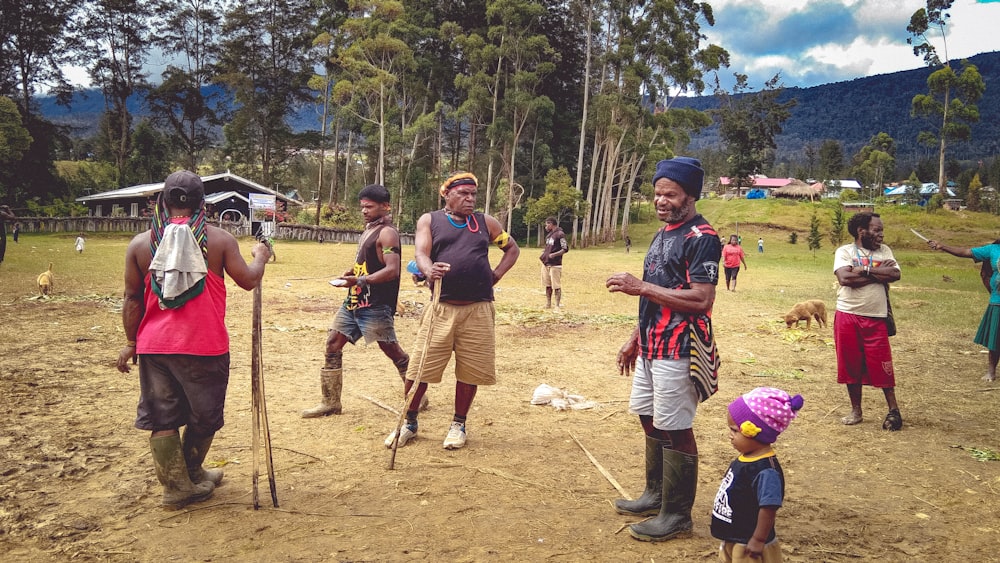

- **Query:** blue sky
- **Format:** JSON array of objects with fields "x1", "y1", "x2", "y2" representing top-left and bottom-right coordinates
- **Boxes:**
[{"x1": 704, "y1": 0, "x2": 1000, "y2": 91}]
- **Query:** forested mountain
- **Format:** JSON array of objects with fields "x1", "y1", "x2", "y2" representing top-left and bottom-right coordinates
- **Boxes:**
[
  {"x1": 9, "y1": 0, "x2": 1000, "y2": 241},
  {"x1": 674, "y1": 51, "x2": 1000, "y2": 169},
  {"x1": 40, "y1": 50, "x2": 1000, "y2": 170}
]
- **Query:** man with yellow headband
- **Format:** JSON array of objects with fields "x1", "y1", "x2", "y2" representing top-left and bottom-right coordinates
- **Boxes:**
[{"x1": 385, "y1": 172, "x2": 520, "y2": 450}]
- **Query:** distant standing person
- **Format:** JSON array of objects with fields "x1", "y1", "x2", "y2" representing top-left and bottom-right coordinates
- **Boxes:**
[
  {"x1": 833, "y1": 212, "x2": 902, "y2": 430},
  {"x1": 540, "y1": 217, "x2": 568, "y2": 308},
  {"x1": 606, "y1": 157, "x2": 722, "y2": 542},
  {"x1": 625, "y1": 236, "x2": 632, "y2": 254},
  {"x1": 302, "y1": 184, "x2": 415, "y2": 418},
  {"x1": 75, "y1": 233, "x2": 86, "y2": 253},
  {"x1": 12, "y1": 223, "x2": 20, "y2": 243},
  {"x1": 116, "y1": 170, "x2": 271, "y2": 509},
  {"x1": 926, "y1": 236, "x2": 1000, "y2": 382},
  {"x1": 384, "y1": 172, "x2": 520, "y2": 450},
  {"x1": 721, "y1": 234, "x2": 748, "y2": 292},
  {"x1": 0, "y1": 205, "x2": 16, "y2": 264},
  {"x1": 757, "y1": 237, "x2": 764, "y2": 254}
]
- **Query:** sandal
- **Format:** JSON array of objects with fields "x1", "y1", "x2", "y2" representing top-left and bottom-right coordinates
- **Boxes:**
[{"x1": 882, "y1": 409, "x2": 903, "y2": 431}]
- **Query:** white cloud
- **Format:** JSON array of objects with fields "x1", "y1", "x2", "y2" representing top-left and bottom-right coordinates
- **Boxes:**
[{"x1": 704, "y1": 0, "x2": 1000, "y2": 90}]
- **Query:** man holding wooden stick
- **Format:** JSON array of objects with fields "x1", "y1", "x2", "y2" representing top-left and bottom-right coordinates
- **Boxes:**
[
  {"x1": 384, "y1": 172, "x2": 519, "y2": 450},
  {"x1": 116, "y1": 170, "x2": 271, "y2": 509}
]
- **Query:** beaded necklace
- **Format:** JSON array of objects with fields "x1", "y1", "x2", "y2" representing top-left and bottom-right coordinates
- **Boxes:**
[{"x1": 444, "y1": 210, "x2": 480, "y2": 232}]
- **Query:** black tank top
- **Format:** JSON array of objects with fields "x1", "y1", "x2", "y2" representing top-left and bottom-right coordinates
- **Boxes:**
[
  {"x1": 430, "y1": 210, "x2": 493, "y2": 302},
  {"x1": 344, "y1": 224, "x2": 401, "y2": 311}
]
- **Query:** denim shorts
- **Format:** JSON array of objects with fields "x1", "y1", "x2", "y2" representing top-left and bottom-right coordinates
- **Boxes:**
[{"x1": 332, "y1": 303, "x2": 399, "y2": 345}]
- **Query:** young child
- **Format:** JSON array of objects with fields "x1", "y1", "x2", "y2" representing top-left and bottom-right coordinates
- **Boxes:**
[{"x1": 711, "y1": 387, "x2": 804, "y2": 562}]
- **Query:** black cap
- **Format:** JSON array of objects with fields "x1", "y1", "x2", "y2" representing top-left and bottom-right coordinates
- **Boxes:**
[{"x1": 163, "y1": 170, "x2": 205, "y2": 208}]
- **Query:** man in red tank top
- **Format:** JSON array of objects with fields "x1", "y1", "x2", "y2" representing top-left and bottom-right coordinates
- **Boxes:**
[{"x1": 116, "y1": 170, "x2": 271, "y2": 509}]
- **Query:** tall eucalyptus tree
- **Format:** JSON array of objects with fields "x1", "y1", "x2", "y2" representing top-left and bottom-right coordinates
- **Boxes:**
[
  {"x1": 580, "y1": 0, "x2": 726, "y2": 245},
  {"x1": 80, "y1": 0, "x2": 151, "y2": 186},
  {"x1": 486, "y1": 0, "x2": 558, "y2": 232},
  {"x1": 333, "y1": 0, "x2": 416, "y2": 188},
  {"x1": 147, "y1": 0, "x2": 225, "y2": 170},
  {"x1": 216, "y1": 0, "x2": 315, "y2": 185}
]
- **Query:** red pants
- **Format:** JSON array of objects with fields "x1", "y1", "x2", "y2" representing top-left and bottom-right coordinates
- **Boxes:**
[{"x1": 834, "y1": 311, "x2": 895, "y2": 387}]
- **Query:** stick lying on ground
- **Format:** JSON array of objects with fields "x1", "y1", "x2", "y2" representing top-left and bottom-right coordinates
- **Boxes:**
[
  {"x1": 357, "y1": 394, "x2": 400, "y2": 415},
  {"x1": 569, "y1": 430, "x2": 631, "y2": 500}
]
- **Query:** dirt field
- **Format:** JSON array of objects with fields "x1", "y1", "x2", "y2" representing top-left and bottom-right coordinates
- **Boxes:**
[{"x1": 1, "y1": 236, "x2": 998, "y2": 562}]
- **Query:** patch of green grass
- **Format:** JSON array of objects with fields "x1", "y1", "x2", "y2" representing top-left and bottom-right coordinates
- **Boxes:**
[{"x1": 953, "y1": 445, "x2": 1000, "y2": 462}]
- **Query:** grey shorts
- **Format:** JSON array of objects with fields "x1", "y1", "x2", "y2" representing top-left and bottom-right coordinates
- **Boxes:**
[
  {"x1": 135, "y1": 353, "x2": 230, "y2": 434},
  {"x1": 629, "y1": 357, "x2": 698, "y2": 431},
  {"x1": 332, "y1": 303, "x2": 399, "y2": 345}
]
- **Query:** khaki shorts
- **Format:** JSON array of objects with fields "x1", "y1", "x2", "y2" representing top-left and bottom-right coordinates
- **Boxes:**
[
  {"x1": 405, "y1": 301, "x2": 496, "y2": 385},
  {"x1": 541, "y1": 264, "x2": 562, "y2": 289}
]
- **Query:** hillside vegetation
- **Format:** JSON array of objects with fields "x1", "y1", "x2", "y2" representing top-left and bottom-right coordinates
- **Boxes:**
[
  {"x1": 621, "y1": 198, "x2": 1000, "y2": 253},
  {"x1": 39, "y1": 51, "x2": 1000, "y2": 169},
  {"x1": 674, "y1": 51, "x2": 1000, "y2": 165}
]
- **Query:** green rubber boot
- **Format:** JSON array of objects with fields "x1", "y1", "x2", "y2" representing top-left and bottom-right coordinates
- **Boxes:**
[
  {"x1": 182, "y1": 428, "x2": 223, "y2": 485},
  {"x1": 301, "y1": 368, "x2": 343, "y2": 417},
  {"x1": 150, "y1": 434, "x2": 214, "y2": 510}
]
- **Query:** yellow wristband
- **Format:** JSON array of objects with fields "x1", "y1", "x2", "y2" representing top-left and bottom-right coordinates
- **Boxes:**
[{"x1": 126, "y1": 340, "x2": 137, "y2": 347}]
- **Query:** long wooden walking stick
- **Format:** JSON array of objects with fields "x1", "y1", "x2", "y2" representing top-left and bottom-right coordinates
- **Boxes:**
[
  {"x1": 251, "y1": 283, "x2": 279, "y2": 508},
  {"x1": 387, "y1": 279, "x2": 442, "y2": 470}
]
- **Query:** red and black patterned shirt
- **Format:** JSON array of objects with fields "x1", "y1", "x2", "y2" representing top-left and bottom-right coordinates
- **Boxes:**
[{"x1": 638, "y1": 215, "x2": 721, "y2": 360}]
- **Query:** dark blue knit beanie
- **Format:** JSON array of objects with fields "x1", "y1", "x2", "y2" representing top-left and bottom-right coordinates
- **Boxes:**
[{"x1": 652, "y1": 157, "x2": 704, "y2": 200}]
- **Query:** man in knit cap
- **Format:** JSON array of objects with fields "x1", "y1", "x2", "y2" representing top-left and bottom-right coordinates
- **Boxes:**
[
  {"x1": 712, "y1": 387, "x2": 804, "y2": 561},
  {"x1": 606, "y1": 156, "x2": 722, "y2": 542},
  {"x1": 385, "y1": 172, "x2": 520, "y2": 450},
  {"x1": 117, "y1": 170, "x2": 272, "y2": 509}
]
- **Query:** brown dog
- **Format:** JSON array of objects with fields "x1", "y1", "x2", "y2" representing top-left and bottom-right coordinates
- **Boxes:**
[
  {"x1": 37, "y1": 262, "x2": 54, "y2": 296},
  {"x1": 783, "y1": 299, "x2": 827, "y2": 329}
]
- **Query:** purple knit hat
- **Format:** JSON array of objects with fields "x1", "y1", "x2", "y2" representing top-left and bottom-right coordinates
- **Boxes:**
[{"x1": 728, "y1": 387, "x2": 804, "y2": 444}]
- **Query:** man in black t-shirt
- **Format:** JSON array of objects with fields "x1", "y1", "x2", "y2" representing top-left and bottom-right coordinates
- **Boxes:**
[
  {"x1": 607, "y1": 157, "x2": 721, "y2": 543},
  {"x1": 540, "y1": 217, "x2": 568, "y2": 308}
]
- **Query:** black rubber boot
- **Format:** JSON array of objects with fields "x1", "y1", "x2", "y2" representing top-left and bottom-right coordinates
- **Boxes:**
[
  {"x1": 628, "y1": 448, "x2": 698, "y2": 542},
  {"x1": 614, "y1": 436, "x2": 663, "y2": 516},
  {"x1": 182, "y1": 427, "x2": 223, "y2": 485}
]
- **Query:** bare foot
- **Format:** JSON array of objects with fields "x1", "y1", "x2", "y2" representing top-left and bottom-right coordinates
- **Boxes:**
[
  {"x1": 841, "y1": 412, "x2": 863, "y2": 425},
  {"x1": 983, "y1": 373, "x2": 996, "y2": 382}
]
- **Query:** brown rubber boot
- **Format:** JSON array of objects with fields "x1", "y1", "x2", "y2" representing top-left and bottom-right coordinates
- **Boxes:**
[
  {"x1": 301, "y1": 368, "x2": 343, "y2": 417},
  {"x1": 182, "y1": 427, "x2": 223, "y2": 485},
  {"x1": 150, "y1": 434, "x2": 215, "y2": 510}
]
